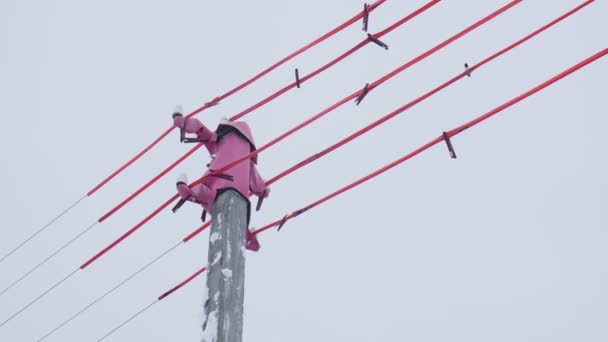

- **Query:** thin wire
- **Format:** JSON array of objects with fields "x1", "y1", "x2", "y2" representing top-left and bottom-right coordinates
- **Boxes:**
[
  {"x1": 84, "y1": 0, "x2": 492, "y2": 267},
  {"x1": 0, "y1": 195, "x2": 86, "y2": 265},
  {"x1": 87, "y1": 47, "x2": 607, "y2": 341},
  {"x1": 96, "y1": 266, "x2": 208, "y2": 341},
  {"x1": 0, "y1": 221, "x2": 97, "y2": 298},
  {"x1": 79, "y1": 195, "x2": 179, "y2": 270},
  {"x1": 0, "y1": 268, "x2": 79, "y2": 329},
  {"x1": 96, "y1": 300, "x2": 158, "y2": 342},
  {"x1": 37, "y1": 241, "x2": 182, "y2": 341}
]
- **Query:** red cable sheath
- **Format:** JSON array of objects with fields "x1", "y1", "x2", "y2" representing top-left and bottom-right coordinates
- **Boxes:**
[
  {"x1": 220, "y1": 0, "x2": 387, "y2": 101},
  {"x1": 253, "y1": 48, "x2": 607, "y2": 235},
  {"x1": 370, "y1": 0, "x2": 521, "y2": 89},
  {"x1": 167, "y1": 0, "x2": 536, "y2": 243},
  {"x1": 86, "y1": 127, "x2": 174, "y2": 196},
  {"x1": 229, "y1": 0, "x2": 440, "y2": 122},
  {"x1": 373, "y1": 0, "x2": 439, "y2": 38},
  {"x1": 448, "y1": 48, "x2": 607, "y2": 137},
  {"x1": 83, "y1": 0, "x2": 588, "y2": 269},
  {"x1": 469, "y1": 0, "x2": 596, "y2": 76},
  {"x1": 96, "y1": 1, "x2": 439, "y2": 223},
  {"x1": 125, "y1": 3, "x2": 603, "y2": 315},
  {"x1": 267, "y1": 0, "x2": 523, "y2": 185},
  {"x1": 98, "y1": 144, "x2": 204, "y2": 223},
  {"x1": 112, "y1": 46, "x2": 606, "y2": 333},
  {"x1": 85, "y1": 0, "x2": 386, "y2": 197},
  {"x1": 158, "y1": 267, "x2": 207, "y2": 300},
  {"x1": 80, "y1": 194, "x2": 179, "y2": 269},
  {"x1": 182, "y1": 222, "x2": 211, "y2": 243}
]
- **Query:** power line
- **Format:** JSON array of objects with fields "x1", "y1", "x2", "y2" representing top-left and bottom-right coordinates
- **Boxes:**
[
  {"x1": 2, "y1": 2, "x2": 385, "y2": 268},
  {"x1": 253, "y1": 48, "x2": 607, "y2": 235},
  {"x1": 37, "y1": 240, "x2": 185, "y2": 341},
  {"x1": 0, "y1": 268, "x2": 79, "y2": 329},
  {"x1": 0, "y1": 195, "x2": 86, "y2": 266},
  {"x1": 181, "y1": 0, "x2": 596, "y2": 243},
  {"x1": 95, "y1": 300, "x2": 158, "y2": 342},
  {"x1": 32, "y1": 19, "x2": 604, "y2": 342},
  {"x1": 96, "y1": 0, "x2": 440, "y2": 225},
  {"x1": 85, "y1": 0, "x2": 387, "y2": 198},
  {"x1": 80, "y1": 0, "x2": 519, "y2": 270},
  {"x1": 0, "y1": 221, "x2": 97, "y2": 298},
  {"x1": 86, "y1": 42, "x2": 607, "y2": 342},
  {"x1": 96, "y1": 267, "x2": 208, "y2": 341}
]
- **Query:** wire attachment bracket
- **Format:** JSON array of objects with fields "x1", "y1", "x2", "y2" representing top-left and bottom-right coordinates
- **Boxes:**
[
  {"x1": 183, "y1": 137, "x2": 202, "y2": 143},
  {"x1": 277, "y1": 206, "x2": 310, "y2": 231},
  {"x1": 442, "y1": 132, "x2": 457, "y2": 159},
  {"x1": 295, "y1": 68, "x2": 301, "y2": 88},
  {"x1": 362, "y1": 3, "x2": 370, "y2": 32},
  {"x1": 277, "y1": 215, "x2": 289, "y2": 231},
  {"x1": 209, "y1": 172, "x2": 234, "y2": 181},
  {"x1": 355, "y1": 83, "x2": 370, "y2": 106},
  {"x1": 171, "y1": 188, "x2": 189, "y2": 213},
  {"x1": 367, "y1": 33, "x2": 388, "y2": 50},
  {"x1": 205, "y1": 97, "x2": 221, "y2": 107}
]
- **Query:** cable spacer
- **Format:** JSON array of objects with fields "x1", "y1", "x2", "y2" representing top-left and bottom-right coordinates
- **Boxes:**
[
  {"x1": 355, "y1": 83, "x2": 370, "y2": 106},
  {"x1": 183, "y1": 137, "x2": 202, "y2": 143},
  {"x1": 295, "y1": 68, "x2": 301, "y2": 88},
  {"x1": 464, "y1": 63, "x2": 472, "y2": 77},
  {"x1": 209, "y1": 171, "x2": 234, "y2": 181},
  {"x1": 205, "y1": 97, "x2": 221, "y2": 107},
  {"x1": 277, "y1": 214, "x2": 289, "y2": 231},
  {"x1": 442, "y1": 132, "x2": 457, "y2": 159},
  {"x1": 367, "y1": 33, "x2": 388, "y2": 50},
  {"x1": 172, "y1": 196, "x2": 189, "y2": 213},
  {"x1": 362, "y1": 3, "x2": 370, "y2": 32}
]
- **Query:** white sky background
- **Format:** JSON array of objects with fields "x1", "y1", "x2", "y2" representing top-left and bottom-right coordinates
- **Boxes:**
[{"x1": 1, "y1": 0, "x2": 607, "y2": 341}]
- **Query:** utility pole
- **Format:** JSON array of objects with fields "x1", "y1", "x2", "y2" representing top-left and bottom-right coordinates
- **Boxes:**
[{"x1": 202, "y1": 189, "x2": 248, "y2": 342}]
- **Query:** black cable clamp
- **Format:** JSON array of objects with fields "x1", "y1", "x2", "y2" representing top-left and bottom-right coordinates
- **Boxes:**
[
  {"x1": 277, "y1": 206, "x2": 310, "y2": 231},
  {"x1": 172, "y1": 186, "x2": 190, "y2": 212},
  {"x1": 171, "y1": 198, "x2": 188, "y2": 213},
  {"x1": 464, "y1": 63, "x2": 472, "y2": 77},
  {"x1": 256, "y1": 188, "x2": 271, "y2": 211},
  {"x1": 355, "y1": 83, "x2": 370, "y2": 106},
  {"x1": 209, "y1": 172, "x2": 234, "y2": 181},
  {"x1": 201, "y1": 209, "x2": 207, "y2": 222},
  {"x1": 442, "y1": 132, "x2": 457, "y2": 159},
  {"x1": 362, "y1": 3, "x2": 370, "y2": 32},
  {"x1": 295, "y1": 68, "x2": 301, "y2": 88},
  {"x1": 367, "y1": 33, "x2": 388, "y2": 50},
  {"x1": 172, "y1": 111, "x2": 186, "y2": 143},
  {"x1": 205, "y1": 96, "x2": 221, "y2": 107},
  {"x1": 183, "y1": 137, "x2": 202, "y2": 143},
  {"x1": 277, "y1": 214, "x2": 289, "y2": 231}
]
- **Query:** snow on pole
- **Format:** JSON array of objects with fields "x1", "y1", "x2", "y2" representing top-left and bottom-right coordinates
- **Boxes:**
[{"x1": 201, "y1": 189, "x2": 248, "y2": 342}]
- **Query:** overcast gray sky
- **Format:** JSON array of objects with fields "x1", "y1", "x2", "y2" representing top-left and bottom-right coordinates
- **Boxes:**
[{"x1": 1, "y1": 1, "x2": 607, "y2": 341}]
